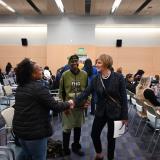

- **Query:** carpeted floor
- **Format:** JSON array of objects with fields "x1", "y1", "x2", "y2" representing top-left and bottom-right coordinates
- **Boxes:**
[
  {"x1": 47, "y1": 110, "x2": 160, "y2": 160},
  {"x1": 2, "y1": 104, "x2": 160, "y2": 160}
]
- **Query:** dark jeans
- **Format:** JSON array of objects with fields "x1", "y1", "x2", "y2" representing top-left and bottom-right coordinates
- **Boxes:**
[
  {"x1": 17, "y1": 138, "x2": 48, "y2": 160},
  {"x1": 91, "y1": 116, "x2": 115, "y2": 160}
]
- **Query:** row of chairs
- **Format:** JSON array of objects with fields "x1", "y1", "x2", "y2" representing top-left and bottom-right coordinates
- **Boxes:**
[
  {"x1": 0, "y1": 84, "x2": 15, "y2": 108},
  {"x1": 3, "y1": 78, "x2": 16, "y2": 87},
  {"x1": 0, "y1": 106, "x2": 15, "y2": 160},
  {"x1": 127, "y1": 89, "x2": 160, "y2": 156}
]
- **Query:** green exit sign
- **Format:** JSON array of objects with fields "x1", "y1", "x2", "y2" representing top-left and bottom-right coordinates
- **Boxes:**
[{"x1": 77, "y1": 48, "x2": 86, "y2": 55}]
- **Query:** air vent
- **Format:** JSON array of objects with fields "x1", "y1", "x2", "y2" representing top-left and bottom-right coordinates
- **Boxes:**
[
  {"x1": 26, "y1": 0, "x2": 41, "y2": 14},
  {"x1": 134, "y1": 0, "x2": 152, "y2": 15},
  {"x1": 85, "y1": 0, "x2": 91, "y2": 15}
]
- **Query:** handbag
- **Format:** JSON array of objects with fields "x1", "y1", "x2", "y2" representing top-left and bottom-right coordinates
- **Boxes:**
[{"x1": 100, "y1": 76, "x2": 122, "y2": 120}]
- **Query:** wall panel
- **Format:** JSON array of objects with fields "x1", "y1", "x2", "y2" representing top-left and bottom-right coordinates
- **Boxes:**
[
  {"x1": 0, "y1": 45, "x2": 46, "y2": 71},
  {"x1": 0, "y1": 45, "x2": 160, "y2": 76}
]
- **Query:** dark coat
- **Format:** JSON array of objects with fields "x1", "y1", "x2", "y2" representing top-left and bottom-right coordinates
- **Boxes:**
[
  {"x1": 144, "y1": 88, "x2": 160, "y2": 106},
  {"x1": 13, "y1": 81, "x2": 70, "y2": 140},
  {"x1": 75, "y1": 72, "x2": 128, "y2": 120}
]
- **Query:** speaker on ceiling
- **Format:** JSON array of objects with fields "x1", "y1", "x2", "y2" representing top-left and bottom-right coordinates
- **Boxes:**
[
  {"x1": 21, "y1": 38, "x2": 28, "y2": 46},
  {"x1": 116, "y1": 39, "x2": 122, "y2": 47}
]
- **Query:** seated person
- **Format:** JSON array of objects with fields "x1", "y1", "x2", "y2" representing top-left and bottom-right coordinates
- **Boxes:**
[
  {"x1": 151, "y1": 74, "x2": 160, "y2": 84},
  {"x1": 144, "y1": 88, "x2": 160, "y2": 106},
  {"x1": 136, "y1": 77, "x2": 160, "y2": 107},
  {"x1": 125, "y1": 73, "x2": 136, "y2": 93},
  {"x1": 135, "y1": 76, "x2": 151, "y2": 101}
]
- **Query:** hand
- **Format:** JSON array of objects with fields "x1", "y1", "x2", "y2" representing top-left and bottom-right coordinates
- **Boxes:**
[
  {"x1": 68, "y1": 99, "x2": 75, "y2": 109},
  {"x1": 83, "y1": 100, "x2": 90, "y2": 108}
]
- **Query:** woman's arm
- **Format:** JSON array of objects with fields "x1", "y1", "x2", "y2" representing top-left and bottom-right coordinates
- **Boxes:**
[
  {"x1": 36, "y1": 83, "x2": 70, "y2": 112},
  {"x1": 74, "y1": 80, "x2": 94, "y2": 106}
]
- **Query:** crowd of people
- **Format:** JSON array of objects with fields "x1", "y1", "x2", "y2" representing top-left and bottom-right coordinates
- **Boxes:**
[{"x1": 1, "y1": 53, "x2": 160, "y2": 160}]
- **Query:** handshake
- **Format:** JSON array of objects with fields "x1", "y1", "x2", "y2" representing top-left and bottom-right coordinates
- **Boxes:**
[
  {"x1": 67, "y1": 99, "x2": 90, "y2": 109},
  {"x1": 68, "y1": 99, "x2": 75, "y2": 109}
]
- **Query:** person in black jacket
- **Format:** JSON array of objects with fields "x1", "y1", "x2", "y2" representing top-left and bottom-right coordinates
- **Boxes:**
[
  {"x1": 75, "y1": 54, "x2": 128, "y2": 160},
  {"x1": 13, "y1": 58, "x2": 74, "y2": 160},
  {"x1": 0, "y1": 68, "x2": 5, "y2": 85},
  {"x1": 144, "y1": 88, "x2": 160, "y2": 106},
  {"x1": 5, "y1": 62, "x2": 12, "y2": 75}
]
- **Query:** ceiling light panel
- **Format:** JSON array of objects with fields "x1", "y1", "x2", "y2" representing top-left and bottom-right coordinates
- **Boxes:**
[
  {"x1": 115, "y1": 0, "x2": 144, "y2": 16},
  {"x1": 0, "y1": 0, "x2": 15, "y2": 13},
  {"x1": 4, "y1": 0, "x2": 38, "y2": 15},
  {"x1": 55, "y1": 0, "x2": 64, "y2": 12},
  {"x1": 91, "y1": 0, "x2": 114, "y2": 16},
  {"x1": 111, "y1": 0, "x2": 122, "y2": 13}
]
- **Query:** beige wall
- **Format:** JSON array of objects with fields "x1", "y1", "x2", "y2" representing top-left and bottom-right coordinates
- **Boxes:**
[
  {"x1": 47, "y1": 45, "x2": 160, "y2": 76},
  {"x1": 0, "y1": 45, "x2": 46, "y2": 71},
  {"x1": 1, "y1": 45, "x2": 160, "y2": 76},
  {"x1": 47, "y1": 45, "x2": 96, "y2": 74},
  {"x1": 95, "y1": 46, "x2": 160, "y2": 76}
]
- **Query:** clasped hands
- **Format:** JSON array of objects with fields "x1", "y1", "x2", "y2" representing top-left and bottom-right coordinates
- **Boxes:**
[
  {"x1": 67, "y1": 99, "x2": 90, "y2": 109},
  {"x1": 68, "y1": 99, "x2": 75, "y2": 109}
]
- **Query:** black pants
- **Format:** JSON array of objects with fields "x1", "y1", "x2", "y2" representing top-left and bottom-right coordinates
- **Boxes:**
[
  {"x1": 90, "y1": 92, "x2": 96, "y2": 114},
  {"x1": 91, "y1": 116, "x2": 115, "y2": 160},
  {"x1": 63, "y1": 127, "x2": 81, "y2": 150}
]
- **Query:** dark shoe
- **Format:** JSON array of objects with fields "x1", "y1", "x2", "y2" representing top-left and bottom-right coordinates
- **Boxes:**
[
  {"x1": 94, "y1": 156, "x2": 104, "y2": 160},
  {"x1": 72, "y1": 148, "x2": 85, "y2": 156},
  {"x1": 90, "y1": 112, "x2": 95, "y2": 115},
  {"x1": 71, "y1": 143, "x2": 85, "y2": 156},
  {"x1": 62, "y1": 148, "x2": 71, "y2": 156}
]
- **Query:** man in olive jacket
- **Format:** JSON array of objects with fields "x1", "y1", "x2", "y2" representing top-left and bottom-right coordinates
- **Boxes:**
[{"x1": 59, "y1": 54, "x2": 88, "y2": 156}]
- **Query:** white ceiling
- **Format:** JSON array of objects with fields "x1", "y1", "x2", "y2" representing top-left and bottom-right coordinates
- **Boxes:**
[{"x1": 0, "y1": 0, "x2": 159, "y2": 16}]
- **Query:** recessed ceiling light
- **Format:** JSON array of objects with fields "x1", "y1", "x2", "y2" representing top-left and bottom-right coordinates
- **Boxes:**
[{"x1": 55, "y1": 0, "x2": 64, "y2": 13}]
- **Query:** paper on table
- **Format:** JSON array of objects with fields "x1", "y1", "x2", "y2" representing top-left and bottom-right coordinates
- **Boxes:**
[{"x1": 114, "y1": 121, "x2": 126, "y2": 138}]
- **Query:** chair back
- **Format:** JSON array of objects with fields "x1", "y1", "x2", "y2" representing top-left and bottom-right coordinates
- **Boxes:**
[
  {"x1": 3, "y1": 86, "x2": 12, "y2": 96},
  {"x1": 0, "y1": 83, "x2": 4, "y2": 97},
  {"x1": 145, "y1": 102, "x2": 160, "y2": 129},
  {"x1": 8, "y1": 78, "x2": 15, "y2": 86},
  {"x1": 136, "y1": 103, "x2": 143, "y2": 112},
  {"x1": 3, "y1": 79, "x2": 10, "y2": 86},
  {"x1": 126, "y1": 89, "x2": 133, "y2": 95},
  {"x1": 127, "y1": 94, "x2": 130, "y2": 101},
  {"x1": 131, "y1": 97, "x2": 137, "y2": 106},
  {"x1": 1, "y1": 107, "x2": 14, "y2": 129}
]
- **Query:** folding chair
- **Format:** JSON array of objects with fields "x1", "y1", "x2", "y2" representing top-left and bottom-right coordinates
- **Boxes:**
[
  {"x1": 1, "y1": 107, "x2": 15, "y2": 144},
  {"x1": 3, "y1": 86, "x2": 15, "y2": 106},
  {"x1": 0, "y1": 85, "x2": 11, "y2": 107},
  {"x1": 140, "y1": 102, "x2": 160, "y2": 156},
  {"x1": 3, "y1": 79, "x2": 10, "y2": 86},
  {"x1": 8, "y1": 78, "x2": 15, "y2": 86},
  {"x1": 129, "y1": 96, "x2": 137, "y2": 128},
  {"x1": 50, "y1": 89, "x2": 62, "y2": 102},
  {"x1": 134, "y1": 100, "x2": 147, "y2": 136}
]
